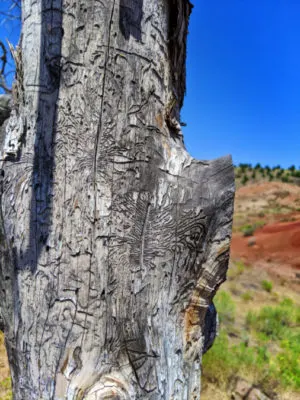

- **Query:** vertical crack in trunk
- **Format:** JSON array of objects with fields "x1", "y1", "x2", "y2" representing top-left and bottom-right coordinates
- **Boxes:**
[
  {"x1": 139, "y1": 202, "x2": 150, "y2": 272},
  {"x1": 83, "y1": 0, "x2": 117, "y2": 344}
]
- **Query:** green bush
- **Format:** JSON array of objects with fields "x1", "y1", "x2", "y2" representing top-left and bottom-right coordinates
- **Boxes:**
[
  {"x1": 281, "y1": 175, "x2": 290, "y2": 183},
  {"x1": 277, "y1": 333, "x2": 300, "y2": 389},
  {"x1": 203, "y1": 294, "x2": 300, "y2": 394},
  {"x1": 202, "y1": 331, "x2": 274, "y2": 391},
  {"x1": 227, "y1": 261, "x2": 246, "y2": 279},
  {"x1": 240, "y1": 221, "x2": 265, "y2": 237},
  {"x1": 241, "y1": 175, "x2": 249, "y2": 185},
  {"x1": 203, "y1": 295, "x2": 300, "y2": 394},
  {"x1": 261, "y1": 280, "x2": 273, "y2": 292},
  {"x1": 242, "y1": 291, "x2": 253, "y2": 301},
  {"x1": 276, "y1": 169, "x2": 283, "y2": 178},
  {"x1": 246, "y1": 298, "x2": 300, "y2": 341},
  {"x1": 241, "y1": 224, "x2": 255, "y2": 237},
  {"x1": 214, "y1": 291, "x2": 236, "y2": 325}
]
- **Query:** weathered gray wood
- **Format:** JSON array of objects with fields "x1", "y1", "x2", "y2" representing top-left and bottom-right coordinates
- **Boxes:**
[
  {"x1": 0, "y1": 1, "x2": 235, "y2": 399},
  {"x1": 0, "y1": 95, "x2": 11, "y2": 149}
]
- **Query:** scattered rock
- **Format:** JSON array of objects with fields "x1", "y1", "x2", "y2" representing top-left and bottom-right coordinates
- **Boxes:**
[
  {"x1": 248, "y1": 237, "x2": 256, "y2": 247},
  {"x1": 232, "y1": 378, "x2": 252, "y2": 398},
  {"x1": 231, "y1": 378, "x2": 271, "y2": 400},
  {"x1": 247, "y1": 388, "x2": 271, "y2": 400}
]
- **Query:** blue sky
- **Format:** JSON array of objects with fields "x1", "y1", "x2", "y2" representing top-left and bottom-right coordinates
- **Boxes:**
[
  {"x1": 0, "y1": 0, "x2": 20, "y2": 86},
  {"x1": 182, "y1": 0, "x2": 300, "y2": 168},
  {"x1": 1, "y1": 0, "x2": 300, "y2": 168}
]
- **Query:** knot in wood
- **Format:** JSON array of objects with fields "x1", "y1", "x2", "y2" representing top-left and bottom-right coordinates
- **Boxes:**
[{"x1": 83, "y1": 376, "x2": 130, "y2": 400}]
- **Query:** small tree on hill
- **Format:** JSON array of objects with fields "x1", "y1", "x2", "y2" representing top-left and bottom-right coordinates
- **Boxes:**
[
  {"x1": 242, "y1": 175, "x2": 249, "y2": 185},
  {"x1": 289, "y1": 165, "x2": 296, "y2": 172}
]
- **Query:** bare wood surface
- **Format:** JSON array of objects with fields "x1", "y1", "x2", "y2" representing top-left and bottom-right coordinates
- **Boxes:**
[{"x1": 0, "y1": 1, "x2": 235, "y2": 398}]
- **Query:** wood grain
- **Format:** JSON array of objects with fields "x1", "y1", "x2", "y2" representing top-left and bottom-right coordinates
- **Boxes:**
[{"x1": 0, "y1": 1, "x2": 234, "y2": 398}]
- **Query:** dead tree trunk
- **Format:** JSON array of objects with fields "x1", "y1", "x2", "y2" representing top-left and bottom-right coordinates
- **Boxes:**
[{"x1": 0, "y1": 0, "x2": 234, "y2": 398}]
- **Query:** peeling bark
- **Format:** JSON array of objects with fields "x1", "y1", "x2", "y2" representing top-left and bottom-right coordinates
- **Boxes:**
[{"x1": 0, "y1": 1, "x2": 235, "y2": 399}]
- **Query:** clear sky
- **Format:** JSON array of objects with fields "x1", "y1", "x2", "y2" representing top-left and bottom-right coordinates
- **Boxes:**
[
  {"x1": 0, "y1": 0, "x2": 20, "y2": 86},
  {"x1": 182, "y1": 0, "x2": 300, "y2": 168},
  {"x1": 1, "y1": 1, "x2": 300, "y2": 168}
]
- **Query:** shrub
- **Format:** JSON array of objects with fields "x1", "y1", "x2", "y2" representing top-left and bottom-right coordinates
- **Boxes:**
[
  {"x1": 261, "y1": 280, "x2": 273, "y2": 292},
  {"x1": 227, "y1": 261, "x2": 246, "y2": 279},
  {"x1": 240, "y1": 221, "x2": 264, "y2": 237},
  {"x1": 277, "y1": 333, "x2": 300, "y2": 389},
  {"x1": 281, "y1": 175, "x2": 290, "y2": 183},
  {"x1": 276, "y1": 169, "x2": 283, "y2": 178},
  {"x1": 246, "y1": 298, "x2": 299, "y2": 340},
  {"x1": 241, "y1": 175, "x2": 249, "y2": 185},
  {"x1": 214, "y1": 291, "x2": 236, "y2": 325},
  {"x1": 273, "y1": 165, "x2": 281, "y2": 170},
  {"x1": 202, "y1": 331, "x2": 274, "y2": 391},
  {"x1": 203, "y1": 295, "x2": 300, "y2": 394},
  {"x1": 239, "y1": 163, "x2": 249, "y2": 173},
  {"x1": 242, "y1": 291, "x2": 253, "y2": 301},
  {"x1": 242, "y1": 225, "x2": 255, "y2": 237}
]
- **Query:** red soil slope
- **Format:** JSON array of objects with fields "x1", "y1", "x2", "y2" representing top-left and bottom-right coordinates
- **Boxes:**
[{"x1": 231, "y1": 182, "x2": 300, "y2": 284}]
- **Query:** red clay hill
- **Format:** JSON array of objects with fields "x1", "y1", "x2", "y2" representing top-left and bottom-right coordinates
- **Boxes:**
[{"x1": 231, "y1": 181, "x2": 300, "y2": 285}]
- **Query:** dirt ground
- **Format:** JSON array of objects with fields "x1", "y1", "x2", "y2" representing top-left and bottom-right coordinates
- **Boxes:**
[
  {"x1": 201, "y1": 181, "x2": 300, "y2": 399},
  {"x1": 231, "y1": 181, "x2": 300, "y2": 288}
]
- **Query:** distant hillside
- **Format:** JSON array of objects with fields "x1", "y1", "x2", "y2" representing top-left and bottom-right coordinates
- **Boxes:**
[{"x1": 235, "y1": 164, "x2": 300, "y2": 188}]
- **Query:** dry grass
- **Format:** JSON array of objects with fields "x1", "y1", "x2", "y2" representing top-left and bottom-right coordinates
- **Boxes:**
[
  {"x1": 0, "y1": 333, "x2": 11, "y2": 400},
  {"x1": 201, "y1": 261, "x2": 300, "y2": 400},
  {"x1": 201, "y1": 382, "x2": 231, "y2": 400}
]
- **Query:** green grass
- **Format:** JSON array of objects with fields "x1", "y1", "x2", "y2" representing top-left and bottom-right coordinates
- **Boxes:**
[
  {"x1": 202, "y1": 293, "x2": 300, "y2": 395},
  {"x1": 202, "y1": 327, "x2": 276, "y2": 392},
  {"x1": 261, "y1": 280, "x2": 273, "y2": 293},
  {"x1": 277, "y1": 333, "x2": 300, "y2": 389},
  {"x1": 227, "y1": 261, "x2": 245, "y2": 279},
  {"x1": 214, "y1": 291, "x2": 236, "y2": 325},
  {"x1": 0, "y1": 378, "x2": 12, "y2": 400},
  {"x1": 241, "y1": 291, "x2": 253, "y2": 301},
  {"x1": 246, "y1": 298, "x2": 300, "y2": 341},
  {"x1": 239, "y1": 221, "x2": 265, "y2": 237}
]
